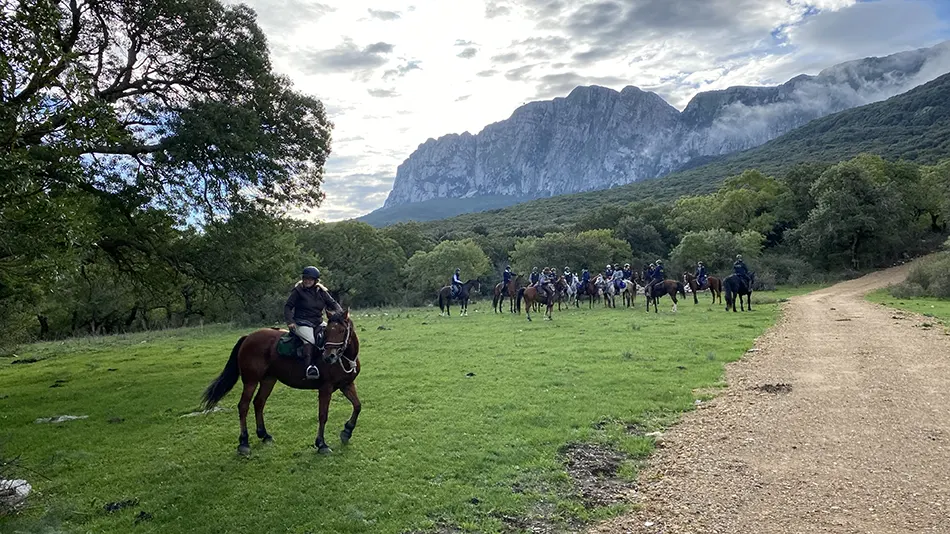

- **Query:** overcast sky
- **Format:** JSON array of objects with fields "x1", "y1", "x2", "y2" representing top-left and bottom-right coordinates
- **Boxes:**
[{"x1": 227, "y1": 0, "x2": 950, "y2": 221}]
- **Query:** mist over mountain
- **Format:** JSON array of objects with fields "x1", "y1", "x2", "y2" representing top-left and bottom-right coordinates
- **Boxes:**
[{"x1": 375, "y1": 42, "x2": 950, "y2": 218}]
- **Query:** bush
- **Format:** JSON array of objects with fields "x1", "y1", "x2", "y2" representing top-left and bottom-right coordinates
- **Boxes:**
[{"x1": 894, "y1": 252, "x2": 950, "y2": 298}]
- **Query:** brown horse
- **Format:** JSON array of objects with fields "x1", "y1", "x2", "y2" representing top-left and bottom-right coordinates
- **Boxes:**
[
  {"x1": 644, "y1": 279, "x2": 687, "y2": 313},
  {"x1": 683, "y1": 272, "x2": 722, "y2": 305},
  {"x1": 201, "y1": 311, "x2": 361, "y2": 455},
  {"x1": 519, "y1": 284, "x2": 554, "y2": 321},
  {"x1": 492, "y1": 275, "x2": 522, "y2": 313},
  {"x1": 578, "y1": 279, "x2": 599, "y2": 308}
]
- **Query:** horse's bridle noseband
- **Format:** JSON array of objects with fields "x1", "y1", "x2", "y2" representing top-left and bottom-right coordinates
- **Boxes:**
[{"x1": 323, "y1": 319, "x2": 357, "y2": 373}]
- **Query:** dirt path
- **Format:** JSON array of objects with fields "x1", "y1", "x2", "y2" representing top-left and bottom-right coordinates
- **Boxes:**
[{"x1": 591, "y1": 264, "x2": 950, "y2": 534}]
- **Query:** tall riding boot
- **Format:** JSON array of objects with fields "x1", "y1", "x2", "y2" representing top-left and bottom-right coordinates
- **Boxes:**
[{"x1": 302, "y1": 343, "x2": 319, "y2": 380}]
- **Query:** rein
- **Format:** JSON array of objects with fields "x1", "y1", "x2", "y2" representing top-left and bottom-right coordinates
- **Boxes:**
[{"x1": 323, "y1": 319, "x2": 358, "y2": 373}]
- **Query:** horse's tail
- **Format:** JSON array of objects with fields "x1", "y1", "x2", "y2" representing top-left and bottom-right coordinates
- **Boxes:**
[
  {"x1": 677, "y1": 281, "x2": 686, "y2": 298},
  {"x1": 202, "y1": 335, "x2": 245, "y2": 410},
  {"x1": 438, "y1": 291, "x2": 445, "y2": 312}
]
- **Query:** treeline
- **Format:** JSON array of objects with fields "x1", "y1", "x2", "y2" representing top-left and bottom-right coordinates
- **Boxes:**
[{"x1": 4, "y1": 152, "x2": 948, "y2": 345}]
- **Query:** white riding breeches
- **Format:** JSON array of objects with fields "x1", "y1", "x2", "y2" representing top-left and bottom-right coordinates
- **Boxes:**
[{"x1": 294, "y1": 325, "x2": 315, "y2": 344}]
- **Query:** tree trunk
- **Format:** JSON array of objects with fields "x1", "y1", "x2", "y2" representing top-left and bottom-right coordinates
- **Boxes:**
[{"x1": 37, "y1": 315, "x2": 49, "y2": 339}]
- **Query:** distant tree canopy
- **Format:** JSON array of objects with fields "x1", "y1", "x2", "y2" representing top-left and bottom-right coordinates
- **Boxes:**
[
  {"x1": 403, "y1": 239, "x2": 493, "y2": 300},
  {"x1": 510, "y1": 230, "x2": 631, "y2": 275}
]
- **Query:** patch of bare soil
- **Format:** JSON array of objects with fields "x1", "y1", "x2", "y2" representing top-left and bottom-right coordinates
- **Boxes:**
[
  {"x1": 589, "y1": 263, "x2": 950, "y2": 534},
  {"x1": 560, "y1": 443, "x2": 636, "y2": 509}
]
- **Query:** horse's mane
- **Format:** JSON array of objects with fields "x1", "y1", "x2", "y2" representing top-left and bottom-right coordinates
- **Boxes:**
[{"x1": 328, "y1": 311, "x2": 350, "y2": 324}]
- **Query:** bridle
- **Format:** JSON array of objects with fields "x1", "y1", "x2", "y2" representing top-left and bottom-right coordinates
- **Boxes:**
[{"x1": 323, "y1": 318, "x2": 357, "y2": 373}]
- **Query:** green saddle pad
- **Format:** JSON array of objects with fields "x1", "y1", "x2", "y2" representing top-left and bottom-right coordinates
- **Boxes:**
[{"x1": 276, "y1": 332, "x2": 302, "y2": 358}]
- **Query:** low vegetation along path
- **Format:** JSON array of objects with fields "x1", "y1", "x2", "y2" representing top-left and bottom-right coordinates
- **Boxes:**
[{"x1": 592, "y1": 264, "x2": 950, "y2": 534}]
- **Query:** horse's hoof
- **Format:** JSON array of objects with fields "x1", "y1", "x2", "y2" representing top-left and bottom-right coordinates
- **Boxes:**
[
  {"x1": 261, "y1": 435, "x2": 274, "y2": 444},
  {"x1": 318, "y1": 445, "x2": 333, "y2": 455},
  {"x1": 340, "y1": 431, "x2": 351, "y2": 444},
  {"x1": 237, "y1": 444, "x2": 251, "y2": 456}
]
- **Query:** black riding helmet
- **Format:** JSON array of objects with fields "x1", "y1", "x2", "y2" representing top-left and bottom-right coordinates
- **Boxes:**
[{"x1": 302, "y1": 266, "x2": 320, "y2": 279}]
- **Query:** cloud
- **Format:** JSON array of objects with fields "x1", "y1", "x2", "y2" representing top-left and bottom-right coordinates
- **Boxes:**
[
  {"x1": 382, "y1": 59, "x2": 422, "y2": 80},
  {"x1": 455, "y1": 95, "x2": 471, "y2": 101},
  {"x1": 457, "y1": 47, "x2": 478, "y2": 59},
  {"x1": 485, "y1": 1, "x2": 511, "y2": 18},
  {"x1": 240, "y1": 0, "x2": 334, "y2": 31},
  {"x1": 505, "y1": 64, "x2": 537, "y2": 81},
  {"x1": 571, "y1": 46, "x2": 616, "y2": 66},
  {"x1": 787, "y1": 0, "x2": 950, "y2": 59},
  {"x1": 315, "y1": 171, "x2": 395, "y2": 220},
  {"x1": 476, "y1": 69, "x2": 498, "y2": 77},
  {"x1": 367, "y1": 8, "x2": 401, "y2": 21},
  {"x1": 491, "y1": 52, "x2": 522, "y2": 63},
  {"x1": 533, "y1": 72, "x2": 629, "y2": 98},
  {"x1": 367, "y1": 88, "x2": 399, "y2": 98},
  {"x1": 455, "y1": 39, "x2": 476, "y2": 46},
  {"x1": 303, "y1": 39, "x2": 395, "y2": 77}
]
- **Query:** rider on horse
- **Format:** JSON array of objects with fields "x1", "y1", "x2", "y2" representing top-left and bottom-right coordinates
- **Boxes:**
[
  {"x1": 695, "y1": 261, "x2": 708, "y2": 287},
  {"x1": 284, "y1": 266, "x2": 343, "y2": 380},
  {"x1": 733, "y1": 255, "x2": 750, "y2": 288},
  {"x1": 611, "y1": 264, "x2": 625, "y2": 292},
  {"x1": 538, "y1": 267, "x2": 555, "y2": 304},
  {"x1": 452, "y1": 268, "x2": 463, "y2": 297},
  {"x1": 622, "y1": 263, "x2": 633, "y2": 281},
  {"x1": 503, "y1": 265, "x2": 512, "y2": 288},
  {"x1": 604, "y1": 264, "x2": 614, "y2": 279},
  {"x1": 649, "y1": 259, "x2": 666, "y2": 295},
  {"x1": 563, "y1": 266, "x2": 573, "y2": 285},
  {"x1": 530, "y1": 267, "x2": 540, "y2": 286}
]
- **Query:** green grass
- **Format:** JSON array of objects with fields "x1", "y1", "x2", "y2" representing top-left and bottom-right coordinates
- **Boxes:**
[
  {"x1": 1, "y1": 287, "x2": 811, "y2": 534},
  {"x1": 866, "y1": 288, "x2": 950, "y2": 324}
]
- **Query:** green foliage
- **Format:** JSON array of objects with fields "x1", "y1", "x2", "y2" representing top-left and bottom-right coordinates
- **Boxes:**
[
  {"x1": 297, "y1": 221, "x2": 405, "y2": 308},
  {"x1": 509, "y1": 230, "x2": 631, "y2": 275},
  {"x1": 403, "y1": 239, "x2": 492, "y2": 300},
  {"x1": 790, "y1": 154, "x2": 922, "y2": 268},
  {"x1": 668, "y1": 229, "x2": 765, "y2": 275},
  {"x1": 889, "y1": 252, "x2": 950, "y2": 298},
  {"x1": 379, "y1": 222, "x2": 436, "y2": 258}
]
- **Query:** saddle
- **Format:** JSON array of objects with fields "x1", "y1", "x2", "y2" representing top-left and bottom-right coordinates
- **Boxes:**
[{"x1": 276, "y1": 324, "x2": 325, "y2": 359}]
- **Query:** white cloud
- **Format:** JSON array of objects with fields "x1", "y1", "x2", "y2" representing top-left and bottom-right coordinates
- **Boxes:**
[{"x1": 224, "y1": 0, "x2": 950, "y2": 221}]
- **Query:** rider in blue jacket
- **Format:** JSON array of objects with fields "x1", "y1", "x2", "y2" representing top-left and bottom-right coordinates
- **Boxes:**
[
  {"x1": 733, "y1": 255, "x2": 750, "y2": 287},
  {"x1": 452, "y1": 268, "x2": 463, "y2": 296},
  {"x1": 529, "y1": 267, "x2": 540, "y2": 286},
  {"x1": 502, "y1": 265, "x2": 512, "y2": 287},
  {"x1": 696, "y1": 261, "x2": 708, "y2": 286}
]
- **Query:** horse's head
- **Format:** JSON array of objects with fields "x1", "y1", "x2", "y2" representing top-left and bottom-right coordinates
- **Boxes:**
[{"x1": 324, "y1": 309, "x2": 354, "y2": 361}]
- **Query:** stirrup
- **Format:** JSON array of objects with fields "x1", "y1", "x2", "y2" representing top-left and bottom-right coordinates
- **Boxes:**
[{"x1": 305, "y1": 365, "x2": 320, "y2": 380}]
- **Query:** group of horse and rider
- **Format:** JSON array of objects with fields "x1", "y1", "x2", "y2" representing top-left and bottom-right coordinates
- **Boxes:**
[{"x1": 450, "y1": 255, "x2": 753, "y2": 311}]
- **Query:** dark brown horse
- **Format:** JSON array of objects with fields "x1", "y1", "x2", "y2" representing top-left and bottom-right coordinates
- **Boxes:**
[
  {"x1": 201, "y1": 311, "x2": 361, "y2": 455},
  {"x1": 438, "y1": 279, "x2": 480, "y2": 316},
  {"x1": 723, "y1": 272, "x2": 755, "y2": 312},
  {"x1": 519, "y1": 284, "x2": 554, "y2": 321},
  {"x1": 577, "y1": 279, "x2": 599, "y2": 308},
  {"x1": 644, "y1": 279, "x2": 687, "y2": 313},
  {"x1": 683, "y1": 272, "x2": 722, "y2": 305},
  {"x1": 492, "y1": 275, "x2": 522, "y2": 313}
]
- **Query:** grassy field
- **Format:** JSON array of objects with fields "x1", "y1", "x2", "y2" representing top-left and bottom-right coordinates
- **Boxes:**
[
  {"x1": 866, "y1": 288, "x2": 950, "y2": 324},
  {"x1": 1, "y1": 288, "x2": 810, "y2": 534}
]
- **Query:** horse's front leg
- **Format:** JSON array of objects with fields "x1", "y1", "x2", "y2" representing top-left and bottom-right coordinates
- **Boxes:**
[
  {"x1": 314, "y1": 387, "x2": 333, "y2": 454},
  {"x1": 339, "y1": 382, "x2": 361, "y2": 444}
]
